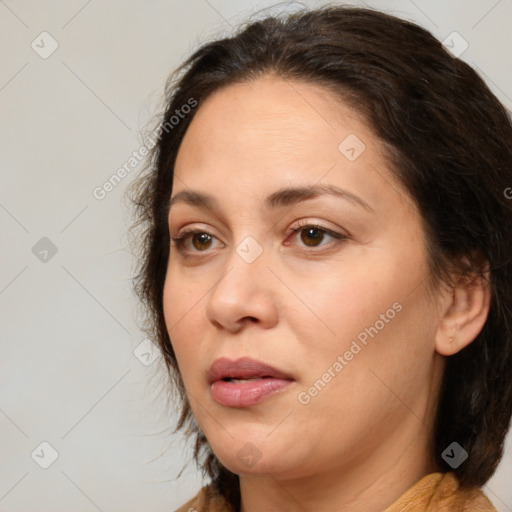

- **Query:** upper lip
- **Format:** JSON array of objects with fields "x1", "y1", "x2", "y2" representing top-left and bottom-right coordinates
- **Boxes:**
[{"x1": 207, "y1": 357, "x2": 294, "y2": 384}]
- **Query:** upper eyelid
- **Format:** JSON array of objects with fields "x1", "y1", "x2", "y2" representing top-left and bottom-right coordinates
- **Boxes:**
[
  {"x1": 172, "y1": 221, "x2": 342, "y2": 239},
  {"x1": 171, "y1": 217, "x2": 346, "y2": 236}
]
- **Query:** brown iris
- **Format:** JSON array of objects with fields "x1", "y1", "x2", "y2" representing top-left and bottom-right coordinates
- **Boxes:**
[
  {"x1": 300, "y1": 227, "x2": 325, "y2": 247},
  {"x1": 192, "y1": 232, "x2": 213, "y2": 251}
]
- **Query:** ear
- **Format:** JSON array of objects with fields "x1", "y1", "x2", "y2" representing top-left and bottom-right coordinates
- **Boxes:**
[{"x1": 434, "y1": 267, "x2": 491, "y2": 356}]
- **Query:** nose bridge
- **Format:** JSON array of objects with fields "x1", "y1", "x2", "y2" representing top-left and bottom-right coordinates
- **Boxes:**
[
  {"x1": 218, "y1": 232, "x2": 270, "y2": 296},
  {"x1": 234, "y1": 234, "x2": 266, "y2": 266},
  {"x1": 205, "y1": 232, "x2": 278, "y2": 329}
]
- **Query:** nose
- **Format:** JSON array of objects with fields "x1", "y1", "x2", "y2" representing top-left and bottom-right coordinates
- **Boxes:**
[{"x1": 205, "y1": 244, "x2": 279, "y2": 333}]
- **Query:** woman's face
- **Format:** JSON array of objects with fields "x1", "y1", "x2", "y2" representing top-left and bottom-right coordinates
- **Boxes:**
[{"x1": 163, "y1": 76, "x2": 446, "y2": 480}]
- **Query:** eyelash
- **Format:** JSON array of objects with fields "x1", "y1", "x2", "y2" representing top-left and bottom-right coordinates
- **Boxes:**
[{"x1": 170, "y1": 220, "x2": 348, "y2": 255}]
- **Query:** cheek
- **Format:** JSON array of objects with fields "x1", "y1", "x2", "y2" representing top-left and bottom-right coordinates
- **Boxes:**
[
  {"x1": 289, "y1": 260, "x2": 405, "y2": 345},
  {"x1": 303, "y1": 269, "x2": 436, "y2": 410},
  {"x1": 162, "y1": 271, "x2": 206, "y2": 381},
  {"x1": 294, "y1": 242, "x2": 433, "y2": 376}
]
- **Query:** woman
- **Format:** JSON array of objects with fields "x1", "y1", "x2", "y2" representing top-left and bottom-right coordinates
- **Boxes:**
[{"x1": 130, "y1": 5, "x2": 512, "y2": 511}]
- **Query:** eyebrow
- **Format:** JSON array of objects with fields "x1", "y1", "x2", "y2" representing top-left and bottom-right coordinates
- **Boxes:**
[{"x1": 168, "y1": 184, "x2": 374, "y2": 214}]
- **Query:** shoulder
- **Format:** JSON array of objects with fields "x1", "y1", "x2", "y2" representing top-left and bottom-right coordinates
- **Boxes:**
[
  {"x1": 174, "y1": 485, "x2": 233, "y2": 512},
  {"x1": 428, "y1": 472, "x2": 497, "y2": 512},
  {"x1": 385, "y1": 471, "x2": 497, "y2": 512}
]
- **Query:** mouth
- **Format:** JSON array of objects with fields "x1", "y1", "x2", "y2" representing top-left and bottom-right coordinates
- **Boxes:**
[
  {"x1": 208, "y1": 357, "x2": 294, "y2": 407},
  {"x1": 221, "y1": 377, "x2": 268, "y2": 383}
]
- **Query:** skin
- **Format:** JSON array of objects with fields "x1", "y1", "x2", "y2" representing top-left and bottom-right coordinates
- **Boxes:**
[{"x1": 163, "y1": 76, "x2": 491, "y2": 512}]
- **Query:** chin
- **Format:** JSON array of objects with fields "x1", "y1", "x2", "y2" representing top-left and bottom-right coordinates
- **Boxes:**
[
  {"x1": 209, "y1": 435, "x2": 307, "y2": 478},
  {"x1": 216, "y1": 450, "x2": 288, "y2": 476}
]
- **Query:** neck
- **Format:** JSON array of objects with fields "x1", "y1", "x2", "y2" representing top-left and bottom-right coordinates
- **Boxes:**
[{"x1": 239, "y1": 416, "x2": 441, "y2": 512}]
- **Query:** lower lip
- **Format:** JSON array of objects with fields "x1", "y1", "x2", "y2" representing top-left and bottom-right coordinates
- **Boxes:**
[{"x1": 210, "y1": 378, "x2": 293, "y2": 407}]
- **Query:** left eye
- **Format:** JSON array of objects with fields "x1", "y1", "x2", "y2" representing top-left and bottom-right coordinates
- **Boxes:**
[{"x1": 287, "y1": 224, "x2": 346, "y2": 248}]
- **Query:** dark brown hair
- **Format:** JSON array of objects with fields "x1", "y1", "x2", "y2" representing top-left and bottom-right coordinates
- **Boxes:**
[{"x1": 129, "y1": 5, "x2": 512, "y2": 509}]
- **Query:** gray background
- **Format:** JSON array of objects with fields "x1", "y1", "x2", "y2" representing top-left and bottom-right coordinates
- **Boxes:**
[{"x1": 1, "y1": 0, "x2": 511, "y2": 510}]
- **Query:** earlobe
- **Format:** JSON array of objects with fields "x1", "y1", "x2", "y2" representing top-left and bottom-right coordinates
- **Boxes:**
[{"x1": 434, "y1": 271, "x2": 491, "y2": 356}]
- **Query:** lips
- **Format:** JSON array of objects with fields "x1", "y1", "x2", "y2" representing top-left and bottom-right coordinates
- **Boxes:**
[
  {"x1": 208, "y1": 357, "x2": 293, "y2": 383},
  {"x1": 208, "y1": 357, "x2": 294, "y2": 407}
]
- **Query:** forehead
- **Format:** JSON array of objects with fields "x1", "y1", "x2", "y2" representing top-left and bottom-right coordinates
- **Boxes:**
[
  {"x1": 176, "y1": 76, "x2": 366, "y2": 165},
  {"x1": 172, "y1": 76, "x2": 408, "y2": 215}
]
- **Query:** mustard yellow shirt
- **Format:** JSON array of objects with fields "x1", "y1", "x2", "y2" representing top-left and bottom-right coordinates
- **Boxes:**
[{"x1": 174, "y1": 472, "x2": 496, "y2": 511}]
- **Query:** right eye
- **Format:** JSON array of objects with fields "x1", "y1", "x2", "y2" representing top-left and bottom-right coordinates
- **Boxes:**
[{"x1": 171, "y1": 229, "x2": 222, "y2": 253}]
